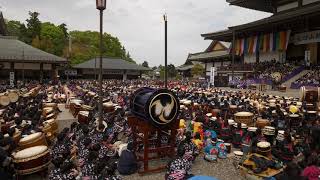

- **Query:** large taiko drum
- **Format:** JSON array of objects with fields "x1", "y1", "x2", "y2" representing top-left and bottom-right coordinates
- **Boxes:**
[
  {"x1": 0, "y1": 93, "x2": 10, "y2": 106},
  {"x1": 13, "y1": 145, "x2": 51, "y2": 175},
  {"x1": 299, "y1": 86, "x2": 320, "y2": 103},
  {"x1": 234, "y1": 112, "x2": 254, "y2": 125},
  {"x1": 103, "y1": 102, "x2": 115, "y2": 113},
  {"x1": 43, "y1": 119, "x2": 58, "y2": 135},
  {"x1": 130, "y1": 87, "x2": 180, "y2": 127},
  {"x1": 18, "y1": 132, "x2": 47, "y2": 150}
]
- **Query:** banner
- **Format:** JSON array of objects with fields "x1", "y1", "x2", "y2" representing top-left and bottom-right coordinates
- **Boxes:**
[
  {"x1": 210, "y1": 67, "x2": 216, "y2": 86},
  {"x1": 233, "y1": 30, "x2": 291, "y2": 55}
]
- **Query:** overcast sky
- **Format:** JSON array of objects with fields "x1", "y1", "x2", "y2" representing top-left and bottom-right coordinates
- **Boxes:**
[{"x1": 1, "y1": 0, "x2": 270, "y2": 67}]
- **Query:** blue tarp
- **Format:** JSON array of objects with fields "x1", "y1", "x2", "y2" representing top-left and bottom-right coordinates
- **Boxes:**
[{"x1": 188, "y1": 176, "x2": 219, "y2": 180}]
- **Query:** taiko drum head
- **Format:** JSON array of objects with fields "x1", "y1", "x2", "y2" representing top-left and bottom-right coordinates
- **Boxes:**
[
  {"x1": 20, "y1": 132, "x2": 42, "y2": 143},
  {"x1": 148, "y1": 92, "x2": 179, "y2": 125},
  {"x1": 14, "y1": 146, "x2": 48, "y2": 160}
]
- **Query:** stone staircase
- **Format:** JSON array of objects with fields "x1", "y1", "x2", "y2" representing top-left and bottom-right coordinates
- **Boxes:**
[{"x1": 281, "y1": 70, "x2": 311, "y2": 88}]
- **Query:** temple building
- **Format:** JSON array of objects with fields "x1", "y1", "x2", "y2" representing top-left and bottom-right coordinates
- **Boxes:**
[
  {"x1": 73, "y1": 57, "x2": 150, "y2": 80},
  {"x1": 202, "y1": 0, "x2": 320, "y2": 65},
  {"x1": 0, "y1": 12, "x2": 67, "y2": 84},
  {"x1": 0, "y1": 36, "x2": 67, "y2": 83}
]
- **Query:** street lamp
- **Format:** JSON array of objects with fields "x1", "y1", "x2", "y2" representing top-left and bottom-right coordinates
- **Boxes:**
[
  {"x1": 96, "y1": 0, "x2": 106, "y2": 127},
  {"x1": 163, "y1": 13, "x2": 168, "y2": 89}
]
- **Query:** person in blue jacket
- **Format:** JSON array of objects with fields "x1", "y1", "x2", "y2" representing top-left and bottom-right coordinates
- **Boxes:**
[{"x1": 117, "y1": 142, "x2": 139, "y2": 175}]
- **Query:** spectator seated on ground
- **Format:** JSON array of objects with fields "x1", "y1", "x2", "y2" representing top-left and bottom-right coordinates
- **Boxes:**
[{"x1": 117, "y1": 142, "x2": 139, "y2": 175}]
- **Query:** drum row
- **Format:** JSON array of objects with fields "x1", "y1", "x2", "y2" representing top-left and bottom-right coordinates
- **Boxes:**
[{"x1": 13, "y1": 132, "x2": 51, "y2": 175}]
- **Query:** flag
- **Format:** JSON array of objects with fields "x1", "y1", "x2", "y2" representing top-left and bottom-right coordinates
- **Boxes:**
[
  {"x1": 285, "y1": 30, "x2": 291, "y2": 50},
  {"x1": 240, "y1": 38, "x2": 245, "y2": 55},
  {"x1": 269, "y1": 33, "x2": 274, "y2": 52},
  {"x1": 253, "y1": 36, "x2": 258, "y2": 54}
]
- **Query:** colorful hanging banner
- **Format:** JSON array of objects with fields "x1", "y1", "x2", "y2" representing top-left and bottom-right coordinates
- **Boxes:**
[{"x1": 233, "y1": 30, "x2": 291, "y2": 55}]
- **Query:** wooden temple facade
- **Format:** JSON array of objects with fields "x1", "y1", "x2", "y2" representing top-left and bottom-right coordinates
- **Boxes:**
[
  {"x1": 202, "y1": 0, "x2": 320, "y2": 66},
  {"x1": 0, "y1": 12, "x2": 67, "y2": 84}
]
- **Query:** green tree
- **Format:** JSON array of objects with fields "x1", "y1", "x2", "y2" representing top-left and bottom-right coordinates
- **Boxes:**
[
  {"x1": 6, "y1": 20, "x2": 23, "y2": 36},
  {"x1": 191, "y1": 64, "x2": 205, "y2": 77},
  {"x1": 142, "y1": 61, "x2": 149, "y2": 68},
  {"x1": 58, "y1": 23, "x2": 68, "y2": 39},
  {"x1": 68, "y1": 31, "x2": 136, "y2": 65},
  {"x1": 167, "y1": 64, "x2": 177, "y2": 78},
  {"x1": 26, "y1": 11, "x2": 41, "y2": 44},
  {"x1": 40, "y1": 22, "x2": 65, "y2": 56}
]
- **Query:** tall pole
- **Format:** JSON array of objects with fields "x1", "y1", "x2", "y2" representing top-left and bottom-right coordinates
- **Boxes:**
[
  {"x1": 98, "y1": 10, "x2": 103, "y2": 127},
  {"x1": 232, "y1": 30, "x2": 235, "y2": 80},
  {"x1": 164, "y1": 14, "x2": 168, "y2": 89}
]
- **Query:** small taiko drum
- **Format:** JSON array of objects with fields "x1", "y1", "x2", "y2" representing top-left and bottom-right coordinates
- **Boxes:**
[
  {"x1": 44, "y1": 119, "x2": 58, "y2": 135},
  {"x1": 257, "y1": 141, "x2": 271, "y2": 158},
  {"x1": 233, "y1": 151, "x2": 244, "y2": 165},
  {"x1": 0, "y1": 93, "x2": 10, "y2": 106},
  {"x1": 299, "y1": 86, "x2": 320, "y2": 103},
  {"x1": 13, "y1": 145, "x2": 51, "y2": 175},
  {"x1": 234, "y1": 112, "x2": 254, "y2": 125},
  {"x1": 8, "y1": 90, "x2": 19, "y2": 103},
  {"x1": 42, "y1": 107, "x2": 54, "y2": 117},
  {"x1": 73, "y1": 103, "x2": 82, "y2": 117},
  {"x1": 306, "y1": 103, "x2": 316, "y2": 111},
  {"x1": 46, "y1": 113, "x2": 56, "y2": 120},
  {"x1": 43, "y1": 103, "x2": 57, "y2": 109},
  {"x1": 42, "y1": 124, "x2": 54, "y2": 142},
  {"x1": 81, "y1": 105, "x2": 94, "y2": 111},
  {"x1": 78, "y1": 111, "x2": 89, "y2": 124},
  {"x1": 18, "y1": 132, "x2": 47, "y2": 150},
  {"x1": 229, "y1": 105, "x2": 238, "y2": 114},
  {"x1": 276, "y1": 130, "x2": 285, "y2": 142},
  {"x1": 13, "y1": 130, "x2": 22, "y2": 144},
  {"x1": 289, "y1": 114, "x2": 301, "y2": 129},
  {"x1": 103, "y1": 102, "x2": 115, "y2": 113},
  {"x1": 225, "y1": 143, "x2": 231, "y2": 154},
  {"x1": 256, "y1": 118, "x2": 271, "y2": 129},
  {"x1": 70, "y1": 99, "x2": 82, "y2": 116},
  {"x1": 262, "y1": 126, "x2": 275, "y2": 136}
]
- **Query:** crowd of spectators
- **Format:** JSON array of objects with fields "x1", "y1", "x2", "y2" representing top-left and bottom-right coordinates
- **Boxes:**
[
  {"x1": 250, "y1": 60, "x2": 297, "y2": 81},
  {"x1": 292, "y1": 66, "x2": 320, "y2": 88}
]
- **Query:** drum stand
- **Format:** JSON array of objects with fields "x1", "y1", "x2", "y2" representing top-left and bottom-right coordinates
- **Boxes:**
[{"x1": 128, "y1": 115, "x2": 179, "y2": 174}]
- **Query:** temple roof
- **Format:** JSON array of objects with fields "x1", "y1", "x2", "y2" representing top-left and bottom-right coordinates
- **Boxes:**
[
  {"x1": 73, "y1": 57, "x2": 150, "y2": 71},
  {"x1": 188, "y1": 50, "x2": 230, "y2": 62},
  {"x1": 227, "y1": 0, "x2": 274, "y2": 13},
  {"x1": 201, "y1": 2, "x2": 320, "y2": 41},
  {"x1": 0, "y1": 36, "x2": 67, "y2": 63}
]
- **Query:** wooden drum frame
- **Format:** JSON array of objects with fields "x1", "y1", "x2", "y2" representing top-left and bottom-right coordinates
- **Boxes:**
[{"x1": 13, "y1": 145, "x2": 51, "y2": 175}]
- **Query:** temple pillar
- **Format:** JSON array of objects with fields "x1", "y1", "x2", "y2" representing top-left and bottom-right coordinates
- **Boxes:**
[
  {"x1": 40, "y1": 63, "x2": 43, "y2": 84},
  {"x1": 123, "y1": 70, "x2": 127, "y2": 81}
]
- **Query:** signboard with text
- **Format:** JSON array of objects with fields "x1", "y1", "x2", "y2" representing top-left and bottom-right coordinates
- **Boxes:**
[
  {"x1": 293, "y1": 30, "x2": 320, "y2": 45},
  {"x1": 10, "y1": 72, "x2": 14, "y2": 87}
]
